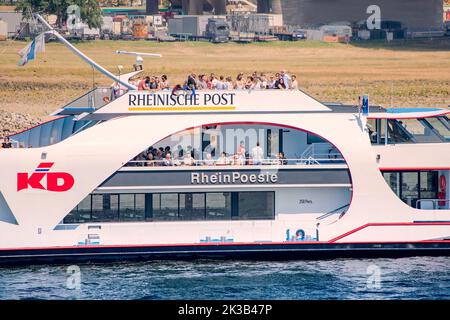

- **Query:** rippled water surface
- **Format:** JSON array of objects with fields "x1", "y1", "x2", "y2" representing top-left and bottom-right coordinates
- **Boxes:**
[{"x1": 0, "y1": 257, "x2": 449, "y2": 300}]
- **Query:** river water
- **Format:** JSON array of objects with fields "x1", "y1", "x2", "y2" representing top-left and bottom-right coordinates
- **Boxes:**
[{"x1": 0, "y1": 257, "x2": 449, "y2": 300}]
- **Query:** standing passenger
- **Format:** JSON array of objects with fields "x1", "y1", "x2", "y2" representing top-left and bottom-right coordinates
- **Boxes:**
[{"x1": 251, "y1": 142, "x2": 264, "y2": 165}]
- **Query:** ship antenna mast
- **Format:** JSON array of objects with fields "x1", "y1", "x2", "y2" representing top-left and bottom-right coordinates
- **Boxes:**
[{"x1": 33, "y1": 13, "x2": 137, "y2": 90}]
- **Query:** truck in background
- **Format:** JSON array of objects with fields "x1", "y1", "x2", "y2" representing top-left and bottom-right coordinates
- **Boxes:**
[{"x1": 205, "y1": 18, "x2": 230, "y2": 43}]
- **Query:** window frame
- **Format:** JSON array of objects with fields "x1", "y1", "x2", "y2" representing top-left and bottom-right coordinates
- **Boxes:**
[{"x1": 64, "y1": 191, "x2": 276, "y2": 224}]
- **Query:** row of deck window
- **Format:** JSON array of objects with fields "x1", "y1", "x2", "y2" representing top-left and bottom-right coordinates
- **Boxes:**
[
  {"x1": 64, "y1": 191, "x2": 275, "y2": 224},
  {"x1": 368, "y1": 116, "x2": 450, "y2": 145},
  {"x1": 382, "y1": 171, "x2": 442, "y2": 209}
]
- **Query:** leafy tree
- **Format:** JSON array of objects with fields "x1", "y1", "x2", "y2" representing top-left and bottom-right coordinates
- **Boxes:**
[{"x1": 16, "y1": 0, "x2": 103, "y2": 29}]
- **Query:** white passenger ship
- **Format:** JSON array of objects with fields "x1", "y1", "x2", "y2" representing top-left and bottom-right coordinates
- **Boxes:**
[{"x1": 1, "y1": 16, "x2": 450, "y2": 264}]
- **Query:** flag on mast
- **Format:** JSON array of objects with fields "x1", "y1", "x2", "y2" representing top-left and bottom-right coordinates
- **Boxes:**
[{"x1": 17, "y1": 33, "x2": 46, "y2": 66}]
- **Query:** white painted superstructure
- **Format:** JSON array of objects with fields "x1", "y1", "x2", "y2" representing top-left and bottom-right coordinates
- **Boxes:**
[{"x1": 1, "y1": 27, "x2": 450, "y2": 262}]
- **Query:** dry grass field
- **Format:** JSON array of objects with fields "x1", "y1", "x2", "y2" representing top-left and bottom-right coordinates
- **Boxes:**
[{"x1": 0, "y1": 39, "x2": 449, "y2": 121}]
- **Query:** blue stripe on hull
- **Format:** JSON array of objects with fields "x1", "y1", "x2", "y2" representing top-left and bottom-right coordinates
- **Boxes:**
[{"x1": 1, "y1": 242, "x2": 450, "y2": 265}]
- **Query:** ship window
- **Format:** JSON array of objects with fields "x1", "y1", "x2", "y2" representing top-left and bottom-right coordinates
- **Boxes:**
[
  {"x1": 135, "y1": 194, "x2": 146, "y2": 217},
  {"x1": 92, "y1": 194, "x2": 118, "y2": 222},
  {"x1": 102, "y1": 194, "x2": 119, "y2": 221},
  {"x1": 382, "y1": 172, "x2": 400, "y2": 197},
  {"x1": 179, "y1": 193, "x2": 206, "y2": 220},
  {"x1": 307, "y1": 133, "x2": 325, "y2": 144},
  {"x1": 403, "y1": 119, "x2": 442, "y2": 143},
  {"x1": 387, "y1": 119, "x2": 414, "y2": 144},
  {"x1": 153, "y1": 194, "x2": 179, "y2": 221},
  {"x1": 237, "y1": 192, "x2": 275, "y2": 220},
  {"x1": 63, "y1": 191, "x2": 275, "y2": 224},
  {"x1": 382, "y1": 170, "x2": 439, "y2": 209},
  {"x1": 119, "y1": 194, "x2": 145, "y2": 222},
  {"x1": 423, "y1": 117, "x2": 450, "y2": 142},
  {"x1": 206, "y1": 193, "x2": 232, "y2": 220},
  {"x1": 401, "y1": 172, "x2": 419, "y2": 206},
  {"x1": 367, "y1": 119, "x2": 378, "y2": 144},
  {"x1": 419, "y1": 171, "x2": 438, "y2": 199}
]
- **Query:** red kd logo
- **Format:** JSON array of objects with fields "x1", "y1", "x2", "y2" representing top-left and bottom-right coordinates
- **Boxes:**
[{"x1": 17, "y1": 162, "x2": 74, "y2": 192}]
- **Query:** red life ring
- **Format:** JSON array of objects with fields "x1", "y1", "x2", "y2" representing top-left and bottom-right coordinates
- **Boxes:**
[
  {"x1": 438, "y1": 175, "x2": 447, "y2": 207},
  {"x1": 440, "y1": 175, "x2": 447, "y2": 191}
]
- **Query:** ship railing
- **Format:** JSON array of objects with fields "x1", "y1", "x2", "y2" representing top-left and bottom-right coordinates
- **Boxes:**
[
  {"x1": 125, "y1": 158, "x2": 346, "y2": 167},
  {"x1": 300, "y1": 142, "x2": 342, "y2": 163},
  {"x1": 415, "y1": 199, "x2": 450, "y2": 210},
  {"x1": 316, "y1": 203, "x2": 350, "y2": 221}
]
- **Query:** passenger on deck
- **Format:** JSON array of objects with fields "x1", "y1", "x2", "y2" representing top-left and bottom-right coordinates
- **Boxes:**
[
  {"x1": 187, "y1": 73, "x2": 197, "y2": 89},
  {"x1": 155, "y1": 149, "x2": 163, "y2": 162},
  {"x1": 224, "y1": 77, "x2": 233, "y2": 90},
  {"x1": 267, "y1": 75, "x2": 276, "y2": 89},
  {"x1": 210, "y1": 74, "x2": 219, "y2": 89},
  {"x1": 160, "y1": 75, "x2": 169, "y2": 90},
  {"x1": 290, "y1": 75, "x2": 299, "y2": 90},
  {"x1": 238, "y1": 141, "x2": 246, "y2": 159},
  {"x1": 162, "y1": 153, "x2": 173, "y2": 166},
  {"x1": 281, "y1": 70, "x2": 291, "y2": 89},
  {"x1": 183, "y1": 152, "x2": 194, "y2": 166},
  {"x1": 216, "y1": 76, "x2": 225, "y2": 90},
  {"x1": 148, "y1": 77, "x2": 158, "y2": 90},
  {"x1": 1, "y1": 137, "x2": 12, "y2": 148},
  {"x1": 176, "y1": 145, "x2": 184, "y2": 159},
  {"x1": 111, "y1": 82, "x2": 121, "y2": 100},
  {"x1": 277, "y1": 77, "x2": 287, "y2": 90},
  {"x1": 146, "y1": 153, "x2": 155, "y2": 166},
  {"x1": 138, "y1": 76, "x2": 150, "y2": 90},
  {"x1": 251, "y1": 142, "x2": 264, "y2": 165},
  {"x1": 197, "y1": 75, "x2": 208, "y2": 90},
  {"x1": 274, "y1": 152, "x2": 288, "y2": 165},
  {"x1": 216, "y1": 152, "x2": 229, "y2": 166},
  {"x1": 234, "y1": 73, "x2": 245, "y2": 90},
  {"x1": 203, "y1": 153, "x2": 215, "y2": 166}
]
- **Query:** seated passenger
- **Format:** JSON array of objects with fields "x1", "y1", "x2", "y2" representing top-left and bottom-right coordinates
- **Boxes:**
[
  {"x1": 203, "y1": 153, "x2": 215, "y2": 166},
  {"x1": 146, "y1": 153, "x2": 155, "y2": 166},
  {"x1": 290, "y1": 75, "x2": 299, "y2": 90},
  {"x1": 172, "y1": 153, "x2": 181, "y2": 166},
  {"x1": 224, "y1": 77, "x2": 233, "y2": 90},
  {"x1": 1, "y1": 137, "x2": 12, "y2": 148},
  {"x1": 187, "y1": 73, "x2": 197, "y2": 89},
  {"x1": 160, "y1": 75, "x2": 169, "y2": 90},
  {"x1": 234, "y1": 74, "x2": 245, "y2": 90},
  {"x1": 216, "y1": 76, "x2": 225, "y2": 90},
  {"x1": 215, "y1": 152, "x2": 229, "y2": 166},
  {"x1": 138, "y1": 76, "x2": 150, "y2": 91},
  {"x1": 279, "y1": 152, "x2": 288, "y2": 165},
  {"x1": 183, "y1": 153, "x2": 194, "y2": 166},
  {"x1": 196, "y1": 75, "x2": 208, "y2": 90},
  {"x1": 111, "y1": 82, "x2": 121, "y2": 100},
  {"x1": 162, "y1": 153, "x2": 173, "y2": 166}
]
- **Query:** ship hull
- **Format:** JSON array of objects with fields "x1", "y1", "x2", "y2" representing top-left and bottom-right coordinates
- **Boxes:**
[{"x1": 1, "y1": 241, "x2": 450, "y2": 265}]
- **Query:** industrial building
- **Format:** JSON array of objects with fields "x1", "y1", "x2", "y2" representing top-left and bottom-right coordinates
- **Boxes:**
[
  {"x1": 145, "y1": 0, "x2": 445, "y2": 31},
  {"x1": 282, "y1": 0, "x2": 444, "y2": 31}
]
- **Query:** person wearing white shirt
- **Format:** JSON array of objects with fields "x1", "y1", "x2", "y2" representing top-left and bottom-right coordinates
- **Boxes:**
[
  {"x1": 251, "y1": 142, "x2": 264, "y2": 165},
  {"x1": 290, "y1": 75, "x2": 299, "y2": 90}
]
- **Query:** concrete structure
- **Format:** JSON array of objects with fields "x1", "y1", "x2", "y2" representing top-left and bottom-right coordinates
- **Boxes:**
[
  {"x1": 282, "y1": 0, "x2": 444, "y2": 31},
  {"x1": 0, "y1": 12, "x2": 21, "y2": 36},
  {"x1": 146, "y1": 0, "x2": 159, "y2": 15},
  {"x1": 171, "y1": 0, "x2": 444, "y2": 32},
  {"x1": 257, "y1": 0, "x2": 282, "y2": 14}
]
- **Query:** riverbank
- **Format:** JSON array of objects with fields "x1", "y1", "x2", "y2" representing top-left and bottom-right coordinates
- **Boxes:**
[{"x1": 1, "y1": 39, "x2": 449, "y2": 135}]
